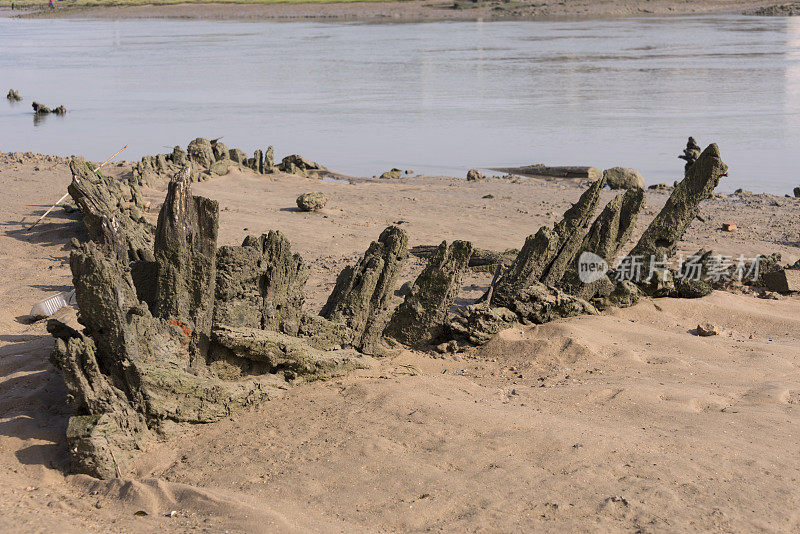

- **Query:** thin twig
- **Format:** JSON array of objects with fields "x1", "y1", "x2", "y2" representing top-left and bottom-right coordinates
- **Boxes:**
[
  {"x1": 107, "y1": 443, "x2": 123, "y2": 478},
  {"x1": 479, "y1": 263, "x2": 504, "y2": 305},
  {"x1": 27, "y1": 144, "x2": 128, "y2": 231}
]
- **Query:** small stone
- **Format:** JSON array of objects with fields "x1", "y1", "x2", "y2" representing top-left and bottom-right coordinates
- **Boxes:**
[
  {"x1": 696, "y1": 322, "x2": 718, "y2": 337},
  {"x1": 380, "y1": 168, "x2": 403, "y2": 180},
  {"x1": 296, "y1": 192, "x2": 328, "y2": 212},
  {"x1": 466, "y1": 169, "x2": 484, "y2": 181},
  {"x1": 722, "y1": 222, "x2": 737, "y2": 232},
  {"x1": 603, "y1": 167, "x2": 645, "y2": 190}
]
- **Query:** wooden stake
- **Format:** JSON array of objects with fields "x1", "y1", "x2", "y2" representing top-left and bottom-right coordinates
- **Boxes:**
[{"x1": 27, "y1": 145, "x2": 128, "y2": 231}]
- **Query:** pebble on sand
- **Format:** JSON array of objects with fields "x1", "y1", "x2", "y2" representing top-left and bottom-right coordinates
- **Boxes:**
[
  {"x1": 696, "y1": 322, "x2": 719, "y2": 336},
  {"x1": 296, "y1": 192, "x2": 328, "y2": 212}
]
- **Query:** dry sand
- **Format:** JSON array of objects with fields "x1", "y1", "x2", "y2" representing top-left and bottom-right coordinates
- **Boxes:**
[
  {"x1": 20, "y1": 0, "x2": 794, "y2": 22},
  {"x1": 2, "y1": 151, "x2": 800, "y2": 532}
]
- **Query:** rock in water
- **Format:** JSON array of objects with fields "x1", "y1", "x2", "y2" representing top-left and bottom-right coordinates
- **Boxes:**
[
  {"x1": 384, "y1": 240, "x2": 473, "y2": 347},
  {"x1": 187, "y1": 137, "x2": 215, "y2": 168},
  {"x1": 379, "y1": 168, "x2": 403, "y2": 179},
  {"x1": 214, "y1": 231, "x2": 309, "y2": 331},
  {"x1": 296, "y1": 192, "x2": 328, "y2": 212},
  {"x1": 31, "y1": 101, "x2": 66, "y2": 114},
  {"x1": 31, "y1": 101, "x2": 50, "y2": 114},
  {"x1": 321, "y1": 226, "x2": 408, "y2": 353},
  {"x1": 6, "y1": 88, "x2": 21, "y2": 101},
  {"x1": 629, "y1": 143, "x2": 727, "y2": 261},
  {"x1": 68, "y1": 157, "x2": 154, "y2": 263},
  {"x1": 154, "y1": 168, "x2": 219, "y2": 360},
  {"x1": 603, "y1": 167, "x2": 645, "y2": 190},
  {"x1": 466, "y1": 169, "x2": 484, "y2": 181}
]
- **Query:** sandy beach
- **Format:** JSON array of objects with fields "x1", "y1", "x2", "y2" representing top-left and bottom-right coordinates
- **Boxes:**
[
  {"x1": 12, "y1": 0, "x2": 795, "y2": 22},
  {"x1": 3, "y1": 0, "x2": 800, "y2": 530},
  {"x1": 1, "y1": 147, "x2": 800, "y2": 532}
]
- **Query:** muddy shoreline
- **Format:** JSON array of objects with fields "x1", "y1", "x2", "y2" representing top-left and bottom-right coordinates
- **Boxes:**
[{"x1": 7, "y1": 0, "x2": 791, "y2": 22}]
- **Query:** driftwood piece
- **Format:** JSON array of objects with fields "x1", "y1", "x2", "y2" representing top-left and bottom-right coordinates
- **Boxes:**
[
  {"x1": 321, "y1": 226, "x2": 408, "y2": 353},
  {"x1": 492, "y1": 176, "x2": 606, "y2": 306},
  {"x1": 154, "y1": 168, "x2": 219, "y2": 361},
  {"x1": 385, "y1": 240, "x2": 473, "y2": 347},
  {"x1": 68, "y1": 157, "x2": 154, "y2": 263},
  {"x1": 630, "y1": 143, "x2": 727, "y2": 260},
  {"x1": 489, "y1": 164, "x2": 601, "y2": 181},
  {"x1": 214, "y1": 231, "x2": 309, "y2": 333},
  {"x1": 49, "y1": 243, "x2": 275, "y2": 478},
  {"x1": 409, "y1": 244, "x2": 515, "y2": 269},
  {"x1": 559, "y1": 188, "x2": 646, "y2": 299},
  {"x1": 211, "y1": 325, "x2": 366, "y2": 378}
]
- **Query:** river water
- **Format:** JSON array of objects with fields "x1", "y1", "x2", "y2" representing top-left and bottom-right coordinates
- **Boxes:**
[{"x1": 1, "y1": 14, "x2": 799, "y2": 192}]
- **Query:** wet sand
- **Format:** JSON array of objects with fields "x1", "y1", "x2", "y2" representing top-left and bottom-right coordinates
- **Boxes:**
[
  {"x1": 2, "y1": 151, "x2": 800, "y2": 532},
  {"x1": 16, "y1": 0, "x2": 792, "y2": 22}
]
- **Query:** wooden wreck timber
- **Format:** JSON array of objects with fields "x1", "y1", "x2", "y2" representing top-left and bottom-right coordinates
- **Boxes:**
[
  {"x1": 449, "y1": 142, "x2": 730, "y2": 345},
  {"x1": 50, "y1": 141, "x2": 732, "y2": 479},
  {"x1": 50, "y1": 165, "x2": 358, "y2": 479},
  {"x1": 132, "y1": 137, "x2": 323, "y2": 188}
]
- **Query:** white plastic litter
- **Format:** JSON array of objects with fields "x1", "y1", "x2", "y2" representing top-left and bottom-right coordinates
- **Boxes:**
[{"x1": 29, "y1": 289, "x2": 76, "y2": 318}]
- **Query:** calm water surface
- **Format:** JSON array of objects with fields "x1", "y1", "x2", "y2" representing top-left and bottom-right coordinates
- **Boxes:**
[{"x1": 1, "y1": 15, "x2": 799, "y2": 192}]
